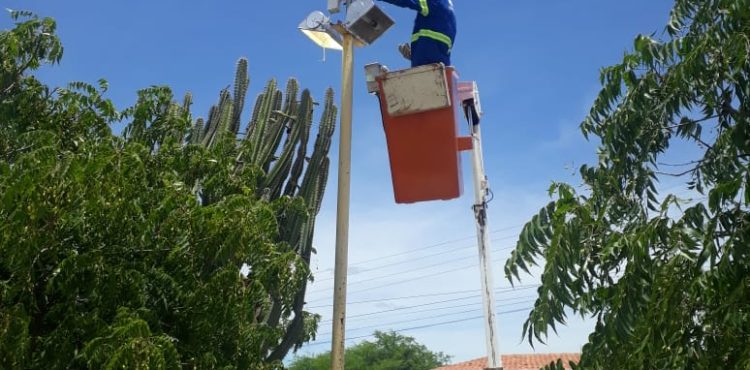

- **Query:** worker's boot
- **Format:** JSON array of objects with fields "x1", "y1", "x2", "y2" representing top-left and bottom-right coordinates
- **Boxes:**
[{"x1": 398, "y1": 43, "x2": 411, "y2": 61}]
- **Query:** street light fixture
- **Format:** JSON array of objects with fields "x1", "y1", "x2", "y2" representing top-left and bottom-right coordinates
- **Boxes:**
[
  {"x1": 299, "y1": 11, "x2": 343, "y2": 50},
  {"x1": 300, "y1": 0, "x2": 393, "y2": 48},
  {"x1": 344, "y1": 0, "x2": 394, "y2": 45}
]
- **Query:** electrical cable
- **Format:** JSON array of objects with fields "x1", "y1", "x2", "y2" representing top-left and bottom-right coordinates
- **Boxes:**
[
  {"x1": 340, "y1": 297, "x2": 528, "y2": 325},
  {"x1": 312, "y1": 234, "x2": 519, "y2": 284},
  {"x1": 317, "y1": 287, "x2": 540, "y2": 324},
  {"x1": 308, "y1": 242, "x2": 517, "y2": 292},
  {"x1": 303, "y1": 306, "x2": 533, "y2": 347},
  {"x1": 305, "y1": 284, "x2": 539, "y2": 309},
  {"x1": 316, "y1": 298, "x2": 536, "y2": 337},
  {"x1": 307, "y1": 253, "x2": 515, "y2": 303},
  {"x1": 338, "y1": 295, "x2": 535, "y2": 326},
  {"x1": 307, "y1": 262, "x2": 476, "y2": 303},
  {"x1": 312, "y1": 224, "x2": 523, "y2": 275}
]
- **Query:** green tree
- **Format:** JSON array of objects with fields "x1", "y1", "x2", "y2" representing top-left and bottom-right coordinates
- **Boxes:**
[
  {"x1": 0, "y1": 11, "x2": 335, "y2": 369},
  {"x1": 288, "y1": 331, "x2": 450, "y2": 370},
  {"x1": 505, "y1": 0, "x2": 750, "y2": 369}
]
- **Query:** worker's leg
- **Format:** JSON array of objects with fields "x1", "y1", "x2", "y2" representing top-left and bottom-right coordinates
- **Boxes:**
[{"x1": 410, "y1": 38, "x2": 451, "y2": 67}]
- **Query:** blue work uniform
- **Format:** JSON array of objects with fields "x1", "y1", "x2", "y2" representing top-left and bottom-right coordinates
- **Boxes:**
[{"x1": 377, "y1": 0, "x2": 456, "y2": 67}]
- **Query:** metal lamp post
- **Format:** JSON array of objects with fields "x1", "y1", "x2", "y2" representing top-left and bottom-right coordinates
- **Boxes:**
[
  {"x1": 299, "y1": 2, "x2": 393, "y2": 369},
  {"x1": 330, "y1": 28, "x2": 354, "y2": 369}
]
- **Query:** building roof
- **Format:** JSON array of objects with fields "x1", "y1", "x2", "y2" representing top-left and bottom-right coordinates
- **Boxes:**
[{"x1": 432, "y1": 353, "x2": 581, "y2": 370}]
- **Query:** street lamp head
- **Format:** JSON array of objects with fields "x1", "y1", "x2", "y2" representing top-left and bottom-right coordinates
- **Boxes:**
[
  {"x1": 345, "y1": 0, "x2": 394, "y2": 45},
  {"x1": 299, "y1": 11, "x2": 343, "y2": 50}
]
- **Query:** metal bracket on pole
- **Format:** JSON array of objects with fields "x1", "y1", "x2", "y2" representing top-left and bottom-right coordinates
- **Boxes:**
[{"x1": 328, "y1": 0, "x2": 344, "y2": 14}]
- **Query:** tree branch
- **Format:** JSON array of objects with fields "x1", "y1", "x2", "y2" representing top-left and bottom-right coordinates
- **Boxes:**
[
  {"x1": 655, "y1": 167, "x2": 699, "y2": 177},
  {"x1": 658, "y1": 160, "x2": 702, "y2": 167},
  {"x1": 663, "y1": 114, "x2": 718, "y2": 130}
]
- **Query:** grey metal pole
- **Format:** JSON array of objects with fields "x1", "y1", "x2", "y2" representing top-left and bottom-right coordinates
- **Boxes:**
[
  {"x1": 330, "y1": 31, "x2": 354, "y2": 370},
  {"x1": 469, "y1": 121, "x2": 503, "y2": 370}
]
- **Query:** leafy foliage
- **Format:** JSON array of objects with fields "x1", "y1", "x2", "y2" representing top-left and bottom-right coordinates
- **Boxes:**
[
  {"x1": 0, "y1": 11, "x2": 335, "y2": 369},
  {"x1": 505, "y1": 1, "x2": 750, "y2": 369},
  {"x1": 287, "y1": 331, "x2": 451, "y2": 370}
]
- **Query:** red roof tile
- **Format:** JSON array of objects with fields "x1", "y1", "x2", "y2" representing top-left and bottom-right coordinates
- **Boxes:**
[{"x1": 433, "y1": 353, "x2": 580, "y2": 370}]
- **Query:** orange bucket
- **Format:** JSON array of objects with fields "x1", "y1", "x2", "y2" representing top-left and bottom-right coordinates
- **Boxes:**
[{"x1": 375, "y1": 64, "x2": 467, "y2": 204}]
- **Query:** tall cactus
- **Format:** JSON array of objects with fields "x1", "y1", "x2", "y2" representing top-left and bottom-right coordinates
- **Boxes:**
[
  {"x1": 266, "y1": 86, "x2": 307, "y2": 199},
  {"x1": 189, "y1": 117, "x2": 204, "y2": 144},
  {"x1": 283, "y1": 91, "x2": 313, "y2": 198},
  {"x1": 201, "y1": 90, "x2": 234, "y2": 148},
  {"x1": 190, "y1": 58, "x2": 337, "y2": 362},
  {"x1": 229, "y1": 58, "x2": 248, "y2": 135}
]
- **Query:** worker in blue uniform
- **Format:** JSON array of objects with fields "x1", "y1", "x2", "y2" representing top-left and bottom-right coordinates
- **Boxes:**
[{"x1": 376, "y1": 0, "x2": 456, "y2": 67}]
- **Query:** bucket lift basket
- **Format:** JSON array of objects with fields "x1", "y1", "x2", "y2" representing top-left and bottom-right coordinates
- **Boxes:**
[{"x1": 369, "y1": 63, "x2": 471, "y2": 204}]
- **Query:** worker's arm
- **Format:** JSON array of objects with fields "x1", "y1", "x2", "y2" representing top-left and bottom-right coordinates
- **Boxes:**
[{"x1": 376, "y1": 0, "x2": 421, "y2": 12}]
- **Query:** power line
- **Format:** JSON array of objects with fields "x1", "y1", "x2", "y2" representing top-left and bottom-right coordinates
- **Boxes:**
[
  {"x1": 311, "y1": 253, "x2": 477, "y2": 291},
  {"x1": 309, "y1": 192, "x2": 701, "y2": 297},
  {"x1": 317, "y1": 287, "x2": 540, "y2": 324},
  {"x1": 309, "y1": 192, "x2": 701, "y2": 301},
  {"x1": 340, "y1": 295, "x2": 533, "y2": 326},
  {"x1": 305, "y1": 284, "x2": 539, "y2": 309},
  {"x1": 351, "y1": 306, "x2": 532, "y2": 341},
  {"x1": 304, "y1": 306, "x2": 533, "y2": 347},
  {"x1": 308, "y1": 284, "x2": 540, "y2": 310},
  {"x1": 312, "y1": 224, "x2": 523, "y2": 275},
  {"x1": 320, "y1": 290, "x2": 537, "y2": 324},
  {"x1": 342, "y1": 298, "x2": 519, "y2": 326},
  {"x1": 308, "y1": 243, "x2": 517, "y2": 293},
  {"x1": 311, "y1": 191, "x2": 707, "y2": 297},
  {"x1": 341, "y1": 294, "x2": 479, "y2": 320},
  {"x1": 311, "y1": 194, "x2": 709, "y2": 296},
  {"x1": 307, "y1": 254, "x2": 512, "y2": 303},
  {"x1": 313, "y1": 234, "x2": 519, "y2": 284},
  {"x1": 307, "y1": 262, "x2": 477, "y2": 303},
  {"x1": 316, "y1": 298, "x2": 537, "y2": 337},
  {"x1": 306, "y1": 288, "x2": 480, "y2": 309}
]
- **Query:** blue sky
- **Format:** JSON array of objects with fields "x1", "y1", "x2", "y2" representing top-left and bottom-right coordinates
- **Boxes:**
[{"x1": 3, "y1": 0, "x2": 681, "y2": 364}]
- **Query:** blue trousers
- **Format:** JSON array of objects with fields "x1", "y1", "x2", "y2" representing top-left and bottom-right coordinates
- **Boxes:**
[{"x1": 411, "y1": 38, "x2": 451, "y2": 67}]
